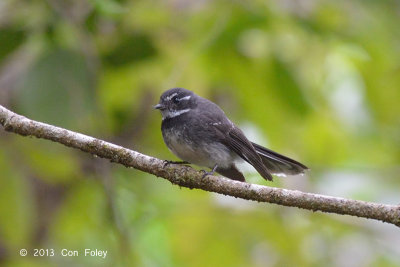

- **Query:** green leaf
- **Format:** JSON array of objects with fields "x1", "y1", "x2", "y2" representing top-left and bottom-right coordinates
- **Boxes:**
[
  {"x1": 271, "y1": 57, "x2": 310, "y2": 115},
  {"x1": 16, "y1": 48, "x2": 96, "y2": 130},
  {"x1": 103, "y1": 33, "x2": 157, "y2": 67},
  {"x1": 0, "y1": 29, "x2": 26, "y2": 62}
]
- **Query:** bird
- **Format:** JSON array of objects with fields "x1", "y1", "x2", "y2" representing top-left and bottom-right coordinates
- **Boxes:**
[{"x1": 154, "y1": 88, "x2": 308, "y2": 182}]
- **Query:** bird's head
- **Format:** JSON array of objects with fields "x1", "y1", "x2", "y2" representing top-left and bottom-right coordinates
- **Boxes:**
[{"x1": 154, "y1": 88, "x2": 196, "y2": 120}]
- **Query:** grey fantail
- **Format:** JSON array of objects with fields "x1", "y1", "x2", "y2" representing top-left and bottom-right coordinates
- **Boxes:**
[{"x1": 155, "y1": 88, "x2": 308, "y2": 182}]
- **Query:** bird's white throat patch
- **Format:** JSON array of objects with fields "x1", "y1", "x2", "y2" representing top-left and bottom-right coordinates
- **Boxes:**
[{"x1": 162, "y1": 108, "x2": 191, "y2": 120}]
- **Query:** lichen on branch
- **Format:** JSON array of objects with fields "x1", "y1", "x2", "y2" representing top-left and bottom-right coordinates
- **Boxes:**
[{"x1": 0, "y1": 105, "x2": 399, "y2": 227}]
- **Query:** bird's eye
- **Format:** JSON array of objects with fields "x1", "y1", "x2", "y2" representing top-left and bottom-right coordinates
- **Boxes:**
[{"x1": 172, "y1": 96, "x2": 180, "y2": 104}]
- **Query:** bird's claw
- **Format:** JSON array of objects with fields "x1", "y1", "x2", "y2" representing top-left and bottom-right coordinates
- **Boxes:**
[
  {"x1": 200, "y1": 164, "x2": 218, "y2": 178},
  {"x1": 162, "y1": 160, "x2": 190, "y2": 168},
  {"x1": 200, "y1": 170, "x2": 215, "y2": 178}
]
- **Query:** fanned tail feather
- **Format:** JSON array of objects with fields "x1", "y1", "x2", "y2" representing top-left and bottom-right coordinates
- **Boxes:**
[{"x1": 251, "y1": 142, "x2": 309, "y2": 176}]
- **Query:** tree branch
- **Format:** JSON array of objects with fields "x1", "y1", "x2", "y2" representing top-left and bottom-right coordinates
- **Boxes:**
[{"x1": 1, "y1": 105, "x2": 399, "y2": 227}]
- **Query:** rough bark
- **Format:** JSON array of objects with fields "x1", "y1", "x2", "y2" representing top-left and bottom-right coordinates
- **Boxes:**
[{"x1": 1, "y1": 105, "x2": 399, "y2": 227}]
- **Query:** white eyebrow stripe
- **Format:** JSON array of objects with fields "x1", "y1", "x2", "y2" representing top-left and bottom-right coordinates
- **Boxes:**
[
  {"x1": 165, "y1": 93, "x2": 178, "y2": 101},
  {"x1": 178, "y1": 95, "x2": 191, "y2": 101}
]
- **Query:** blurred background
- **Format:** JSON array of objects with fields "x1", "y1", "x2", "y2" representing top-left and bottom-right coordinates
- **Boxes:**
[{"x1": 0, "y1": 0, "x2": 400, "y2": 266}]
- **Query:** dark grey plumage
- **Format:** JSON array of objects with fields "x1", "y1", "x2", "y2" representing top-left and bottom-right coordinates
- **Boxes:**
[{"x1": 155, "y1": 87, "x2": 308, "y2": 182}]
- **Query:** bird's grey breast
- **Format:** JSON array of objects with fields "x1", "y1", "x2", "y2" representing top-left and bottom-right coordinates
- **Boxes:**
[{"x1": 161, "y1": 114, "x2": 236, "y2": 169}]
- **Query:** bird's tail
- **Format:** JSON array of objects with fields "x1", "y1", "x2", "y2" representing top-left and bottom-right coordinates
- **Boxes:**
[{"x1": 251, "y1": 142, "x2": 309, "y2": 177}]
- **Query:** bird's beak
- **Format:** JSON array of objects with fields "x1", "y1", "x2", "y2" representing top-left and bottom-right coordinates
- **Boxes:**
[{"x1": 154, "y1": 104, "x2": 165, "y2": 110}]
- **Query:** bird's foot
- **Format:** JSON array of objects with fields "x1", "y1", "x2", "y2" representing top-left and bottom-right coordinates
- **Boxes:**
[
  {"x1": 200, "y1": 170, "x2": 214, "y2": 178},
  {"x1": 200, "y1": 164, "x2": 218, "y2": 178},
  {"x1": 162, "y1": 160, "x2": 190, "y2": 168}
]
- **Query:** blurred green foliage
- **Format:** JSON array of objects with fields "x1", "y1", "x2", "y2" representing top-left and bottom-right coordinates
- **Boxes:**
[{"x1": 0, "y1": 0, "x2": 399, "y2": 266}]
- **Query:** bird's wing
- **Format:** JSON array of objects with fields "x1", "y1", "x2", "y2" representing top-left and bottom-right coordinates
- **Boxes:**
[
  {"x1": 194, "y1": 100, "x2": 272, "y2": 181},
  {"x1": 218, "y1": 125, "x2": 273, "y2": 181}
]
